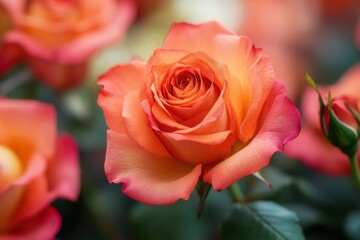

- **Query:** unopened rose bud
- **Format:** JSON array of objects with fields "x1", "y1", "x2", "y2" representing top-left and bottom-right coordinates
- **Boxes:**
[
  {"x1": 323, "y1": 96, "x2": 360, "y2": 156},
  {"x1": 306, "y1": 73, "x2": 360, "y2": 157}
]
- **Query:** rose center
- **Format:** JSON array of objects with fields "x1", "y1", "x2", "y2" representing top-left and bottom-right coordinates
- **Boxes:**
[
  {"x1": 0, "y1": 145, "x2": 23, "y2": 190},
  {"x1": 176, "y1": 73, "x2": 192, "y2": 90}
]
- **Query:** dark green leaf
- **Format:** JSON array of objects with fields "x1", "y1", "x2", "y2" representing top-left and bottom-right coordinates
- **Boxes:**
[{"x1": 221, "y1": 201, "x2": 305, "y2": 240}]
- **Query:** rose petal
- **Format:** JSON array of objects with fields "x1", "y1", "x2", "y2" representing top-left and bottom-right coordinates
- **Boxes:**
[
  {"x1": 163, "y1": 21, "x2": 237, "y2": 55},
  {"x1": 0, "y1": 99, "x2": 56, "y2": 159},
  {"x1": 1, "y1": 207, "x2": 61, "y2": 240},
  {"x1": 122, "y1": 92, "x2": 170, "y2": 157},
  {"x1": 156, "y1": 130, "x2": 235, "y2": 164},
  {"x1": 104, "y1": 130, "x2": 202, "y2": 205},
  {"x1": 331, "y1": 62, "x2": 360, "y2": 97},
  {"x1": 204, "y1": 81, "x2": 300, "y2": 190},
  {"x1": 98, "y1": 60, "x2": 146, "y2": 133},
  {"x1": 12, "y1": 134, "x2": 79, "y2": 224},
  {"x1": 47, "y1": 134, "x2": 80, "y2": 201}
]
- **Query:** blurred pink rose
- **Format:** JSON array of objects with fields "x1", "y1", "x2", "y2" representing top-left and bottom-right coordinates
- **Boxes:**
[
  {"x1": 0, "y1": 0, "x2": 136, "y2": 91},
  {"x1": 285, "y1": 63, "x2": 360, "y2": 175},
  {"x1": 237, "y1": 0, "x2": 320, "y2": 102},
  {"x1": 98, "y1": 22, "x2": 300, "y2": 205},
  {"x1": 0, "y1": 99, "x2": 80, "y2": 239}
]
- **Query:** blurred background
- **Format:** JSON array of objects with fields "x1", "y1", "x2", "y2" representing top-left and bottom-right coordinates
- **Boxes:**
[{"x1": 1, "y1": 0, "x2": 360, "y2": 239}]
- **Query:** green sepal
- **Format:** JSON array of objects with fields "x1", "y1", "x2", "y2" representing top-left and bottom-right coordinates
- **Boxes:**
[
  {"x1": 196, "y1": 180, "x2": 211, "y2": 218},
  {"x1": 327, "y1": 106, "x2": 359, "y2": 157},
  {"x1": 347, "y1": 104, "x2": 360, "y2": 136}
]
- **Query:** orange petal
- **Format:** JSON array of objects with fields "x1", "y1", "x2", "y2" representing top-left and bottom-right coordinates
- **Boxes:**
[
  {"x1": 0, "y1": 99, "x2": 56, "y2": 159},
  {"x1": 2, "y1": 207, "x2": 61, "y2": 240},
  {"x1": 13, "y1": 134, "x2": 79, "y2": 224},
  {"x1": 204, "y1": 81, "x2": 300, "y2": 190},
  {"x1": 156, "y1": 130, "x2": 235, "y2": 164},
  {"x1": 122, "y1": 92, "x2": 170, "y2": 157},
  {"x1": 97, "y1": 60, "x2": 146, "y2": 133},
  {"x1": 104, "y1": 130, "x2": 202, "y2": 205}
]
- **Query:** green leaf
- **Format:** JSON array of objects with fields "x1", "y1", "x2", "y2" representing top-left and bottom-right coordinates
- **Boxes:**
[{"x1": 221, "y1": 201, "x2": 305, "y2": 240}]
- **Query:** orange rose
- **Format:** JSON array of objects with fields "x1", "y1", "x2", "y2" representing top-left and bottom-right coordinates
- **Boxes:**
[
  {"x1": 98, "y1": 22, "x2": 300, "y2": 205},
  {"x1": 285, "y1": 63, "x2": 360, "y2": 175},
  {"x1": 0, "y1": 99, "x2": 80, "y2": 239},
  {"x1": 0, "y1": 0, "x2": 136, "y2": 91}
]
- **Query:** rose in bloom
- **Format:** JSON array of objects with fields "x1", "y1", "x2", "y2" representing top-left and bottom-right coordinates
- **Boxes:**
[
  {"x1": 285, "y1": 63, "x2": 360, "y2": 175},
  {"x1": 0, "y1": 99, "x2": 80, "y2": 239},
  {"x1": 98, "y1": 22, "x2": 300, "y2": 205},
  {"x1": 0, "y1": 0, "x2": 135, "y2": 91}
]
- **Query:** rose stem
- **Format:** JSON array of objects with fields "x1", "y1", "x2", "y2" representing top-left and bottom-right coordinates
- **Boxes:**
[
  {"x1": 349, "y1": 154, "x2": 360, "y2": 190},
  {"x1": 228, "y1": 182, "x2": 245, "y2": 203}
]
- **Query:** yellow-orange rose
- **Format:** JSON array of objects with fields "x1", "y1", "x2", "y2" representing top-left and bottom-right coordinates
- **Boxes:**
[
  {"x1": 0, "y1": 0, "x2": 135, "y2": 91},
  {"x1": 98, "y1": 22, "x2": 301, "y2": 205},
  {"x1": 0, "y1": 99, "x2": 80, "y2": 239}
]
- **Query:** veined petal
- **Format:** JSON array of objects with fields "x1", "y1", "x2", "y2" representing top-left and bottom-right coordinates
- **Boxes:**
[{"x1": 104, "y1": 130, "x2": 202, "y2": 205}]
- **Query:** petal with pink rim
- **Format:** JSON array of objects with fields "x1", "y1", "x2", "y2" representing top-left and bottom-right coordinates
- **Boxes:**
[
  {"x1": 98, "y1": 60, "x2": 146, "y2": 133},
  {"x1": 105, "y1": 130, "x2": 202, "y2": 205},
  {"x1": 122, "y1": 92, "x2": 170, "y2": 157},
  {"x1": 0, "y1": 207, "x2": 61, "y2": 240},
  {"x1": 203, "y1": 81, "x2": 301, "y2": 190},
  {"x1": 12, "y1": 134, "x2": 79, "y2": 224}
]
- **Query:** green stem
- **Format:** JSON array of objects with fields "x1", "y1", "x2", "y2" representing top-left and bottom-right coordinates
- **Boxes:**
[
  {"x1": 228, "y1": 182, "x2": 245, "y2": 203},
  {"x1": 349, "y1": 154, "x2": 360, "y2": 190}
]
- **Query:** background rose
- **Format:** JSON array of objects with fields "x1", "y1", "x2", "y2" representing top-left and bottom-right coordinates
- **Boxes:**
[
  {"x1": 237, "y1": 0, "x2": 320, "y2": 101},
  {"x1": 0, "y1": 99, "x2": 80, "y2": 239},
  {"x1": 0, "y1": 0, "x2": 136, "y2": 91},
  {"x1": 98, "y1": 21, "x2": 300, "y2": 205},
  {"x1": 285, "y1": 63, "x2": 360, "y2": 175}
]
